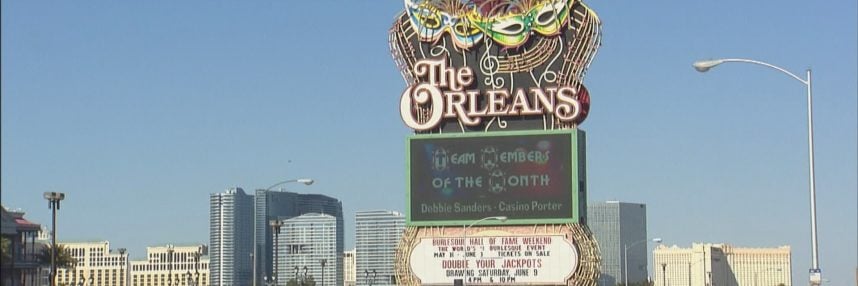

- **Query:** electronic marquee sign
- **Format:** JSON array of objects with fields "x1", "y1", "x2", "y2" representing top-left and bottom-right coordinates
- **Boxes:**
[
  {"x1": 407, "y1": 130, "x2": 586, "y2": 226},
  {"x1": 390, "y1": 0, "x2": 604, "y2": 285}
]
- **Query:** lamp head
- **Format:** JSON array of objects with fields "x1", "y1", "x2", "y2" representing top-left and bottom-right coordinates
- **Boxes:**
[
  {"x1": 693, "y1": 59, "x2": 724, "y2": 72},
  {"x1": 297, "y1": 178, "x2": 314, "y2": 185},
  {"x1": 652, "y1": 238, "x2": 663, "y2": 243},
  {"x1": 43, "y1": 192, "x2": 65, "y2": 201},
  {"x1": 496, "y1": 216, "x2": 508, "y2": 222}
]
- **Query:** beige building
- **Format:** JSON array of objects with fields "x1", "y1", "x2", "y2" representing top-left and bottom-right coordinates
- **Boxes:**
[
  {"x1": 344, "y1": 250, "x2": 355, "y2": 286},
  {"x1": 56, "y1": 241, "x2": 130, "y2": 286},
  {"x1": 653, "y1": 243, "x2": 791, "y2": 286},
  {"x1": 129, "y1": 245, "x2": 209, "y2": 286}
]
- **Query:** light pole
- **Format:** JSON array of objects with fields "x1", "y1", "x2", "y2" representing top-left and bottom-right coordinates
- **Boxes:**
[
  {"x1": 624, "y1": 238, "x2": 661, "y2": 286},
  {"x1": 365, "y1": 269, "x2": 377, "y2": 286},
  {"x1": 291, "y1": 266, "x2": 309, "y2": 286},
  {"x1": 80, "y1": 276, "x2": 93, "y2": 286},
  {"x1": 255, "y1": 178, "x2": 314, "y2": 286},
  {"x1": 320, "y1": 259, "x2": 327, "y2": 286},
  {"x1": 684, "y1": 256, "x2": 708, "y2": 286},
  {"x1": 193, "y1": 250, "x2": 201, "y2": 286},
  {"x1": 43, "y1": 192, "x2": 65, "y2": 286},
  {"x1": 693, "y1": 58, "x2": 822, "y2": 285},
  {"x1": 270, "y1": 220, "x2": 284, "y2": 286},
  {"x1": 293, "y1": 266, "x2": 301, "y2": 286},
  {"x1": 166, "y1": 245, "x2": 175, "y2": 286},
  {"x1": 660, "y1": 263, "x2": 666, "y2": 286},
  {"x1": 118, "y1": 248, "x2": 127, "y2": 286}
]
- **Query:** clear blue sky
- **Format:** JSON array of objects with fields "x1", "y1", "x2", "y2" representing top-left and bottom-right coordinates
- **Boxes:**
[{"x1": 2, "y1": 0, "x2": 855, "y2": 283}]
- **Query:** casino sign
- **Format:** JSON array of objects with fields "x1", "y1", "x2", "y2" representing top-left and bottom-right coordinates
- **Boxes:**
[
  {"x1": 390, "y1": 0, "x2": 603, "y2": 285},
  {"x1": 390, "y1": 0, "x2": 600, "y2": 133}
]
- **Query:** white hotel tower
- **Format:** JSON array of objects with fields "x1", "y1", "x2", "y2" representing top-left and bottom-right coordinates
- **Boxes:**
[
  {"x1": 277, "y1": 213, "x2": 343, "y2": 286},
  {"x1": 355, "y1": 210, "x2": 405, "y2": 286},
  {"x1": 129, "y1": 245, "x2": 210, "y2": 286},
  {"x1": 653, "y1": 243, "x2": 791, "y2": 286},
  {"x1": 56, "y1": 241, "x2": 129, "y2": 286}
]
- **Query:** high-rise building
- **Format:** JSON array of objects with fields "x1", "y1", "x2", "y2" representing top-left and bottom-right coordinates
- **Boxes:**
[
  {"x1": 587, "y1": 201, "x2": 648, "y2": 286},
  {"x1": 276, "y1": 213, "x2": 342, "y2": 286},
  {"x1": 344, "y1": 250, "x2": 356, "y2": 286},
  {"x1": 130, "y1": 244, "x2": 210, "y2": 286},
  {"x1": 56, "y1": 241, "x2": 129, "y2": 286},
  {"x1": 254, "y1": 190, "x2": 343, "y2": 284},
  {"x1": 354, "y1": 210, "x2": 405, "y2": 286},
  {"x1": 210, "y1": 187, "x2": 254, "y2": 286},
  {"x1": 653, "y1": 243, "x2": 791, "y2": 286}
]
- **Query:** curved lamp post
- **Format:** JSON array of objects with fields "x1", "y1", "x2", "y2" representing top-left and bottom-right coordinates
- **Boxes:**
[
  {"x1": 293, "y1": 266, "x2": 302, "y2": 286},
  {"x1": 693, "y1": 58, "x2": 821, "y2": 285},
  {"x1": 265, "y1": 178, "x2": 315, "y2": 191},
  {"x1": 118, "y1": 248, "x2": 127, "y2": 286},
  {"x1": 269, "y1": 220, "x2": 284, "y2": 286},
  {"x1": 365, "y1": 269, "x2": 378, "y2": 286},
  {"x1": 43, "y1": 192, "x2": 65, "y2": 286},
  {"x1": 320, "y1": 259, "x2": 327, "y2": 286},
  {"x1": 623, "y1": 238, "x2": 661, "y2": 286},
  {"x1": 255, "y1": 178, "x2": 314, "y2": 286},
  {"x1": 166, "y1": 245, "x2": 175, "y2": 286},
  {"x1": 193, "y1": 250, "x2": 201, "y2": 286}
]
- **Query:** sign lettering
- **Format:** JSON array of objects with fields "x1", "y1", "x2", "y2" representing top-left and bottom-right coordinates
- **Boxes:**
[{"x1": 400, "y1": 58, "x2": 583, "y2": 131}]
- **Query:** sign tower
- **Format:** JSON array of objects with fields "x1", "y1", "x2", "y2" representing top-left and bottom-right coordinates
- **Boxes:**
[{"x1": 389, "y1": 0, "x2": 603, "y2": 285}]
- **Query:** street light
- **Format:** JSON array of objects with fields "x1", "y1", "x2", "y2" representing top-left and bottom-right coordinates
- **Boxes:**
[
  {"x1": 365, "y1": 269, "x2": 378, "y2": 286},
  {"x1": 255, "y1": 178, "x2": 315, "y2": 286},
  {"x1": 270, "y1": 220, "x2": 284, "y2": 286},
  {"x1": 78, "y1": 275, "x2": 93, "y2": 286},
  {"x1": 265, "y1": 178, "x2": 315, "y2": 191},
  {"x1": 685, "y1": 255, "x2": 709, "y2": 286},
  {"x1": 693, "y1": 58, "x2": 822, "y2": 285},
  {"x1": 624, "y1": 238, "x2": 661, "y2": 286},
  {"x1": 118, "y1": 248, "x2": 127, "y2": 286},
  {"x1": 193, "y1": 250, "x2": 201, "y2": 286},
  {"x1": 166, "y1": 245, "x2": 175, "y2": 286},
  {"x1": 320, "y1": 259, "x2": 327, "y2": 286},
  {"x1": 293, "y1": 266, "x2": 300, "y2": 286},
  {"x1": 43, "y1": 191, "x2": 65, "y2": 286}
]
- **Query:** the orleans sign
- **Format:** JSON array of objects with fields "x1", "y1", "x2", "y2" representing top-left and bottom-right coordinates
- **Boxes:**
[
  {"x1": 400, "y1": 58, "x2": 585, "y2": 131},
  {"x1": 392, "y1": 0, "x2": 605, "y2": 284}
]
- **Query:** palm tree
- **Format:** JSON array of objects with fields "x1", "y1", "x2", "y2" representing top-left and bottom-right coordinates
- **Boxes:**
[
  {"x1": 37, "y1": 244, "x2": 77, "y2": 268},
  {"x1": 0, "y1": 237, "x2": 11, "y2": 265}
]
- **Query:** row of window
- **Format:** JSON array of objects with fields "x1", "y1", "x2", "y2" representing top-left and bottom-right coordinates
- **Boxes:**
[{"x1": 131, "y1": 263, "x2": 208, "y2": 272}]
